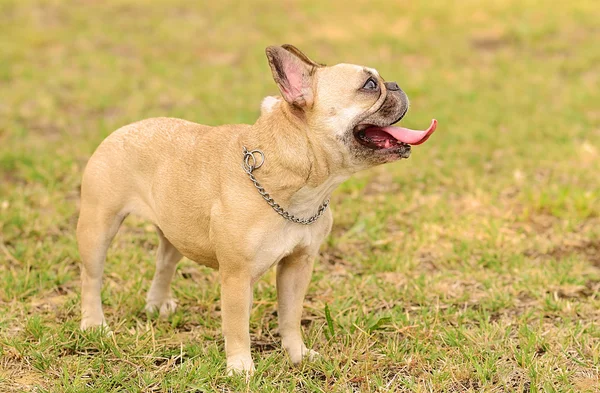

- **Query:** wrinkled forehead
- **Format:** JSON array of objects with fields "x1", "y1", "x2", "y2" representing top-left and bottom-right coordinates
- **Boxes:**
[
  {"x1": 317, "y1": 63, "x2": 381, "y2": 85},
  {"x1": 336, "y1": 63, "x2": 380, "y2": 76}
]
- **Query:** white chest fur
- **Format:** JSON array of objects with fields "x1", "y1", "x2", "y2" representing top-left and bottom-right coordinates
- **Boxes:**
[
  {"x1": 250, "y1": 217, "x2": 331, "y2": 280},
  {"x1": 248, "y1": 175, "x2": 346, "y2": 280}
]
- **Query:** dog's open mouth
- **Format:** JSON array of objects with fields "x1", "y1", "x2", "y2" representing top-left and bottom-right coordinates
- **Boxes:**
[{"x1": 354, "y1": 119, "x2": 438, "y2": 151}]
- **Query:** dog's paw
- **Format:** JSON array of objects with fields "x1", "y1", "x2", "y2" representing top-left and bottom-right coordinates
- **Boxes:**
[
  {"x1": 226, "y1": 355, "x2": 255, "y2": 377},
  {"x1": 80, "y1": 317, "x2": 110, "y2": 333},
  {"x1": 145, "y1": 297, "x2": 178, "y2": 318},
  {"x1": 285, "y1": 342, "x2": 320, "y2": 365}
]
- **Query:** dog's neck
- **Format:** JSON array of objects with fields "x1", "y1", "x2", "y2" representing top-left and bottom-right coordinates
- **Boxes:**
[{"x1": 244, "y1": 97, "x2": 350, "y2": 216}]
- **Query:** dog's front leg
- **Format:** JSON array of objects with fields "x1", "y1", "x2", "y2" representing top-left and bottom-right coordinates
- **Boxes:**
[
  {"x1": 277, "y1": 253, "x2": 319, "y2": 364},
  {"x1": 220, "y1": 271, "x2": 254, "y2": 375}
]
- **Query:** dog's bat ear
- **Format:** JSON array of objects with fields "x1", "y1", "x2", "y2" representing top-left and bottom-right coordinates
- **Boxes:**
[
  {"x1": 281, "y1": 44, "x2": 325, "y2": 68},
  {"x1": 265, "y1": 45, "x2": 320, "y2": 109}
]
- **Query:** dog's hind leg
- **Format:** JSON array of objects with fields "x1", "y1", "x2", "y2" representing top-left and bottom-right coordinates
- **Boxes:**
[
  {"x1": 77, "y1": 204, "x2": 126, "y2": 330},
  {"x1": 145, "y1": 227, "x2": 183, "y2": 318}
]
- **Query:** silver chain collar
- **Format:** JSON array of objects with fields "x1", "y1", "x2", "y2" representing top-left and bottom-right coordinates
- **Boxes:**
[{"x1": 242, "y1": 147, "x2": 330, "y2": 225}]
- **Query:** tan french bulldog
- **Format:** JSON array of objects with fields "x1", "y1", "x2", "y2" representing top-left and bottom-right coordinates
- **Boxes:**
[{"x1": 77, "y1": 44, "x2": 437, "y2": 374}]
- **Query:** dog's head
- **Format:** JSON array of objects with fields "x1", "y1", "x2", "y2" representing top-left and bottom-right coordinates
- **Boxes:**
[{"x1": 265, "y1": 44, "x2": 436, "y2": 171}]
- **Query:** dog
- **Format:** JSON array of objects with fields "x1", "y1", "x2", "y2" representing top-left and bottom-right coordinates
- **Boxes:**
[{"x1": 77, "y1": 44, "x2": 437, "y2": 374}]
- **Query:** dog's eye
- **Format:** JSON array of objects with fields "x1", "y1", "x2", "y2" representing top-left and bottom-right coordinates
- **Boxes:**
[{"x1": 362, "y1": 78, "x2": 378, "y2": 90}]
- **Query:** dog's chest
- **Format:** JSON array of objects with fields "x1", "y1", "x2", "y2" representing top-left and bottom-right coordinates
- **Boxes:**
[
  {"x1": 250, "y1": 221, "x2": 325, "y2": 279},
  {"x1": 249, "y1": 177, "x2": 346, "y2": 277}
]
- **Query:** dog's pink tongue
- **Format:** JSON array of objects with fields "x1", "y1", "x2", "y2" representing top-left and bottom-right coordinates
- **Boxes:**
[{"x1": 376, "y1": 119, "x2": 437, "y2": 145}]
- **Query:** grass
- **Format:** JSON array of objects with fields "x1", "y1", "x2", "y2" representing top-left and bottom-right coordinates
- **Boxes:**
[{"x1": 1, "y1": 0, "x2": 599, "y2": 391}]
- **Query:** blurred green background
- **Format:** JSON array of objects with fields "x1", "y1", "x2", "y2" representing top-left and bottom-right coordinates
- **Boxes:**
[{"x1": 1, "y1": 0, "x2": 599, "y2": 392}]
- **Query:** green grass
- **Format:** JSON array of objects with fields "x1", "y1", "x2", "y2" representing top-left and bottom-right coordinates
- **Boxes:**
[{"x1": 1, "y1": 0, "x2": 599, "y2": 391}]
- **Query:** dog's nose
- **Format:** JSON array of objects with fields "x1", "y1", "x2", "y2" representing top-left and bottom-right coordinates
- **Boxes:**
[{"x1": 385, "y1": 81, "x2": 400, "y2": 91}]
